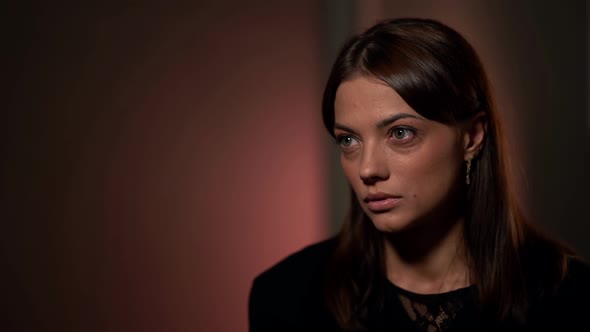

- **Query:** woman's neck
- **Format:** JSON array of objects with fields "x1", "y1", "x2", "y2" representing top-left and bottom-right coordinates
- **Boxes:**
[{"x1": 383, "y1": 217, "x2": 470, "y2": 294}]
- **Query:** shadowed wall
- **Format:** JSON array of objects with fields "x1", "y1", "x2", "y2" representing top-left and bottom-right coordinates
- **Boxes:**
[{"x1": 3, "y1": 2, "x2": 326, "y2": 331}]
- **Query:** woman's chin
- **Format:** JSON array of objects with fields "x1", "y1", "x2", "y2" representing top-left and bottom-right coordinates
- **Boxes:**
[{"x1": 367, "y1": 213, "x2": 414, "y2": 233}]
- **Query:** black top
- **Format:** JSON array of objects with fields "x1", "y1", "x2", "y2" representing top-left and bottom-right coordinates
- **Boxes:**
[{"x1": 249, "y1": 237, "x2": 590, "y2": 331}]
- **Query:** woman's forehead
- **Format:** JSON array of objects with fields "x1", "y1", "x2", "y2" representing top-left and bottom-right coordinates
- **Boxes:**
[{"x1": 334, "y1": 76, "x2": 420, "y2": 123}]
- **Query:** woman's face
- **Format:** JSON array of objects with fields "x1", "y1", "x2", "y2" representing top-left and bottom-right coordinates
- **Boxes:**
[{"x1": 333, "y1": 75, "x2": 467, "y2": 233}]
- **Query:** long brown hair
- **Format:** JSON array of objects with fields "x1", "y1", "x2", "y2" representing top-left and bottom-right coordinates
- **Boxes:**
[{"x1": 322, "y1": 18, "x2": 572, "y2": 330}]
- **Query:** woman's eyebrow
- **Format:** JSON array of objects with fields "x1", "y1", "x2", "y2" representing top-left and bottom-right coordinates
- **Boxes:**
[
  {"x1": 377, "y1": 113, "x2": 421, "y2": 129},
  {"x1": 334, "y1": 113, "x2": 422, "y2": 134},
  {"x1": 333, "y1": 123, "x2": 358, "y2": 135}
]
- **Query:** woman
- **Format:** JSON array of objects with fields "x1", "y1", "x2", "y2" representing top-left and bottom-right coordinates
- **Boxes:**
[{"x1": 249, "y1": 18, "x2": 590, "y2": 331}]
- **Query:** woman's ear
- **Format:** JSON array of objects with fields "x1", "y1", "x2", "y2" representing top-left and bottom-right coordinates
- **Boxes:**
[{"x1": 463, "y1": 112, "x2": 487, "y2": 160}]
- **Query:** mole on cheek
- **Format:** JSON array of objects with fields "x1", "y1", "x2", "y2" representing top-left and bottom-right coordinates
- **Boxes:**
[{"x1": 413, "y1": 194, "x2": 417, "y2": 198}]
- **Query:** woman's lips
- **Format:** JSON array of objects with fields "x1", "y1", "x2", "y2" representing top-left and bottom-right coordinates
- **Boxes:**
[{"x1": 364, "y1": 194, "x2": 402, "y2": 212}]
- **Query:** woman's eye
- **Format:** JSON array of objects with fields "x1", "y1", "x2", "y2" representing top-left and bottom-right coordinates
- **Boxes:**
[
  {"x1": 337, "y1": 135, "x2": 359, "y2": 148},
  {"x1": 391, "y1": 127, "x2": 415, "y2": 140}
]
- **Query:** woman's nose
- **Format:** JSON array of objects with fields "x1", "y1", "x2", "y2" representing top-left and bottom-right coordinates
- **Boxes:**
[{"x1": 359, "y1": 143, "x2": 390, "y2": 185}]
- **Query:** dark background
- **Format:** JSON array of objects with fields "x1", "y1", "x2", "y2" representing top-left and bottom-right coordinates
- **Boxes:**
[{"x1": 2, "y1": 1, "x2": 588, "y2": 331}]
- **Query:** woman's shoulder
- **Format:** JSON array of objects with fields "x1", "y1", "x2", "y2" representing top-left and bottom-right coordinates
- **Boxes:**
[
  {"x1": 248, "y1": 237, "x2": 339, "y2": 331},
  {"x1": 532, "y1": 255, "x2": 590, "y2": 301},
  {"x1": 556, "y1": 255, "x2": 590, "y2": 295},
  {"x1": 251, "y1": 236, "x2": 337, "y2": 290},
  {"x1": 527, "y1": 255, "x2": 590, "y2": 329}
]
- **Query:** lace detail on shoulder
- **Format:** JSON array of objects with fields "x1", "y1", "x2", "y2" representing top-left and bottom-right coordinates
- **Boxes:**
[{"x1": 392, "y1": 284, "x2": 472, "y2": 332}]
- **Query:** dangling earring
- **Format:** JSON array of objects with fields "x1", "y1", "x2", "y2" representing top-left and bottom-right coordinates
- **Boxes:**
[{"x1": 466, "y1": 159, "x2": 472, "y2": 185}]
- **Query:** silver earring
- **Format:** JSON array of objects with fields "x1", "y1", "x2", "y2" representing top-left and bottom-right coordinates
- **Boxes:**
[{"x1": 466, "y1": 159, "x2": 472, "y2": 185}]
